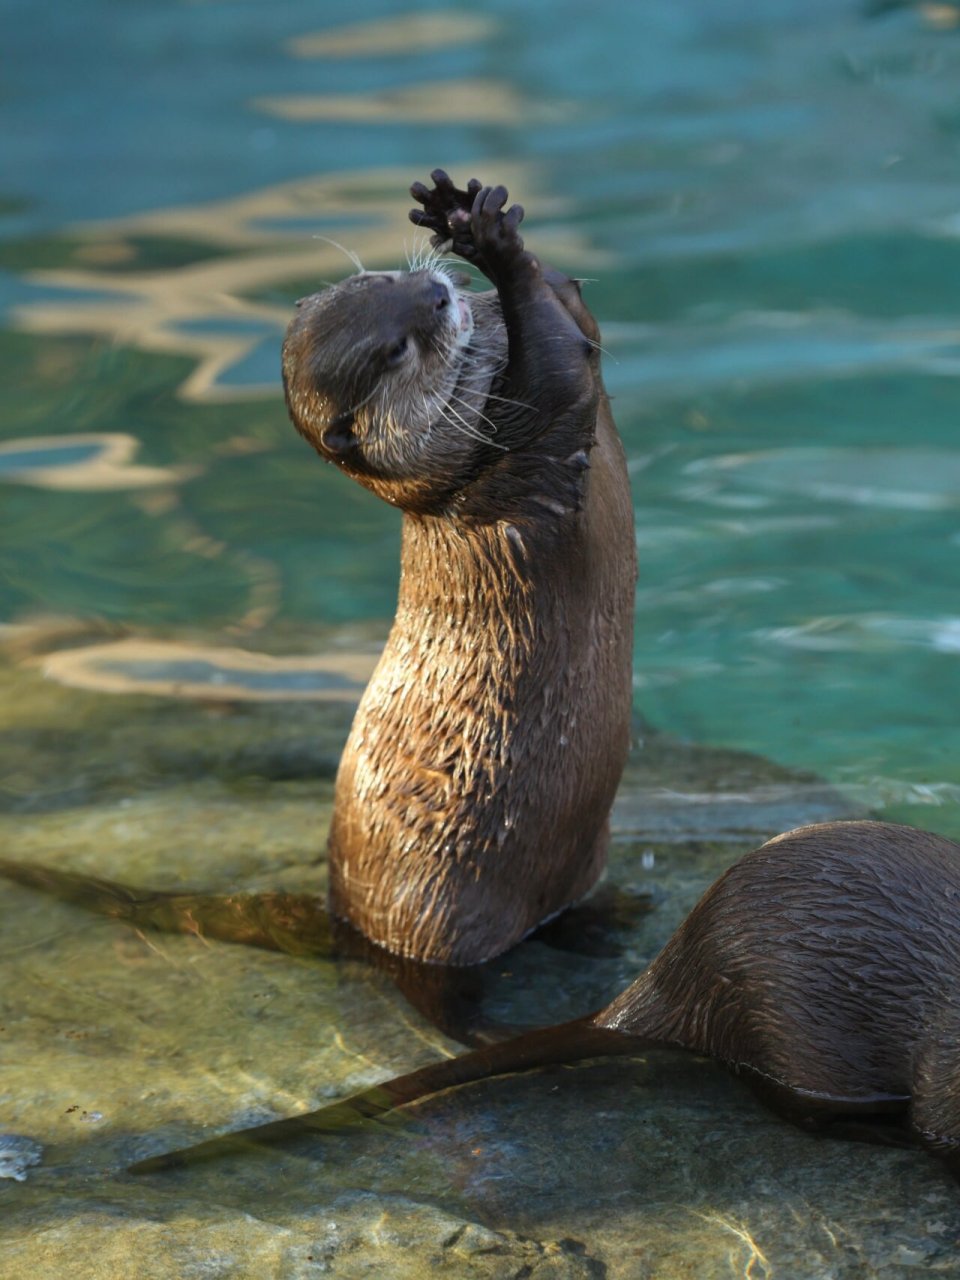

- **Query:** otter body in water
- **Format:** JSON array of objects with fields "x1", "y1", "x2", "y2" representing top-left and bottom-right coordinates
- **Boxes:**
[
  {"x1": 0, "y1": 172, "x2": 635, "y2": 1041},
  {"x1": 132, "y1": 821, "x2": 960, "y2": 1179},
  {"x1": 282, "y1": 172, "x2": 636, "y2": 964}
]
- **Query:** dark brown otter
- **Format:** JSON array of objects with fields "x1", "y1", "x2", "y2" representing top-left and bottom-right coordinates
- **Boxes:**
[
  {"x1": 282, "y1": 171, "x2": 636, "y2": 965},
  {"x1": 0, "y1": 172, "x2": 637, "y2": 1042},
  {"x1": 130, "y1": 820, "x2": 960, "y2": 1179}
]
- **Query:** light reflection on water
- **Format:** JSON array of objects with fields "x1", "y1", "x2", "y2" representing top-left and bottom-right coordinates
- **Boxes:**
[{"x1": 1, "y1": 3, "x2": 959, "y2": 804}]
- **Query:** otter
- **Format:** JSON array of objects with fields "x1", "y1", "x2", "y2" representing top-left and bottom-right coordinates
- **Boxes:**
[
  {"x1": 130, "y1": 820, "x2": 960, "y2": 1180},
  {"x1": 281, "y1": 171, "x2": 636, "y2": 965},
  {"x1": 0, "y1": 171, "x2": 636, "y2": 1041}
]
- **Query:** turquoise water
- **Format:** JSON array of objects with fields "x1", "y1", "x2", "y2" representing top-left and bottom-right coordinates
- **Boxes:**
[{"x1": 4, "y1": 0, "x2": 959, "y2": 831}]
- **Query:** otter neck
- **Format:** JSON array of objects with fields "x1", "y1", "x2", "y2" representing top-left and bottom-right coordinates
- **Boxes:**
[{"x1": 394, "y1": 505, "x2": 580, "y2": 649}]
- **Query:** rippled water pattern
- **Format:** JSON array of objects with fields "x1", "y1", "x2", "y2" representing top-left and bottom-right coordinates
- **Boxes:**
[{"x1": 6, "y1": 0, "x2": 960, "y2": 834}]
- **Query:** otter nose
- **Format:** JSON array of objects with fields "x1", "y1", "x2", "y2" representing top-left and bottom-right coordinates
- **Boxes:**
[
  {"x1": 406, "y1": 271, "x2": 451, "y2": 318},
  {"x1": 427, "y1": 278, "x2": 450, "y2": 311}
]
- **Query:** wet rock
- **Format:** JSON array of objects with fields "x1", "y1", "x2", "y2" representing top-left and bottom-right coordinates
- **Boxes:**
[
  {"x1": 290, "y1": 1193, "x2": 607, "y2": 1278},
  {"x1": 2, "y1": 638, "x2": 957, "y2": 1279}
]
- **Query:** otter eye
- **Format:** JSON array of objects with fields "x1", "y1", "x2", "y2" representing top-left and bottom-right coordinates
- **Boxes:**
[{"x1": 385, "y1": 337, "x2": 409, "y2": 367}]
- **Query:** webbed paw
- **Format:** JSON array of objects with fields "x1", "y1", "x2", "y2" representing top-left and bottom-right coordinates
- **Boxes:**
[
  {"x1": 409, "y1": 169, "x2": 484, "y2": 262},
  {"x1": 409, "y1": 171, "x2": 528, "y2": 278}
]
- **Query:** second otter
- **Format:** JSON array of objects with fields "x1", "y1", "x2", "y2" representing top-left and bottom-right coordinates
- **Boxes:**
[{"x1": 283, "y1": 172, "x2": 636, "y2": 965}]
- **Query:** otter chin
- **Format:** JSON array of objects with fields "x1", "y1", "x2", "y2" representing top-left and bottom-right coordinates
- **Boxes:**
[{"x1": 282, "y1": 172, "x2": 637, "y2": 965}]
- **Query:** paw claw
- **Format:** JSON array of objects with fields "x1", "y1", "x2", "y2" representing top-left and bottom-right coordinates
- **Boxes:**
[
  {"x1": 484, "y1": 185, "x2": 509, "y2": 216},
  {"x1": 504, "y1": 203, "x2": 525, "y2": 231},
  {"x1": 408, "y1": 172, "x2": 527, "y2": 275}
]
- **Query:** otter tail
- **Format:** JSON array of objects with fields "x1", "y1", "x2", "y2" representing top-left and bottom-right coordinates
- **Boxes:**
[{"x1": 129, "y1": 1017, "x2": 643, "y2": 1173}]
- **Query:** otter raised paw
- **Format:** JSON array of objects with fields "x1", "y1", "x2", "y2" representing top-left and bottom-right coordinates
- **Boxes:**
[{"x1": 410, "y1": 170, "x2": 529, "y2": 280}]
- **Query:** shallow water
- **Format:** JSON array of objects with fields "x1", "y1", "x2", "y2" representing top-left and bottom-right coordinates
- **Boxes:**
[{"x1": 4, "y1": 1, "x2": 960, "y2": 1275}]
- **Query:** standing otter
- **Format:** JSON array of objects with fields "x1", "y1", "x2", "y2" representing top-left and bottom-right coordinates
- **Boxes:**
[
  {"x1": 282, "y1": 171, "x2": 636, "y2": 964},
  {"x1": 0, "y1": 171, "x2": 635, "y2": 1040},
  {"x1": 130, "y1": 821, "x2": 960, "y2": 1179}
]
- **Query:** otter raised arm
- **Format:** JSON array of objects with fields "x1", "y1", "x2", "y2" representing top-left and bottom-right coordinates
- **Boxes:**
[{"x1": 282, "y1": 172, "x2": 636, "y2": 964}]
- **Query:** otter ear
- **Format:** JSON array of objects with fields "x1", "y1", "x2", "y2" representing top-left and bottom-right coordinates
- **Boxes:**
[{"x1": 320, "y1": 412, "x2": 356, "y2": 457}]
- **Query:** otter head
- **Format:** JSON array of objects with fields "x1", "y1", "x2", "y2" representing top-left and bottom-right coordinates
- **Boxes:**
[{"x1": 282, "y1": 267, "x2": 502, "y2": 513}]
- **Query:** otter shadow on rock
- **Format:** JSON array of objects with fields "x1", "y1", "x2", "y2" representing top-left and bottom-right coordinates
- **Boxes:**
[{"x1": 0, "y1": 852, "x2": 650, "y2": 1045}]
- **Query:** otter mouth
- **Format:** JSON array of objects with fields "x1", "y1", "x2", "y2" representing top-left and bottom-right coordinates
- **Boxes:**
[
  {"x1": 454, "y1": 293, "x2": 473, "y2": 335},
  {"x1": 427, "y1": 268, "x2": 473, "y2": 347}
]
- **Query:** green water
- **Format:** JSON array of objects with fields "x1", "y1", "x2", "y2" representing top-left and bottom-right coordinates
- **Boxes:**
[{"x1": 4, "y1": 1, "x2": 960, "y2": 1275}]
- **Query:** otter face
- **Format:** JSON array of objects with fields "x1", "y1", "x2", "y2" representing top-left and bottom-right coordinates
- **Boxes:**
[{"x1": 282, "y1": 268, "x2": 499, "y2": 511}]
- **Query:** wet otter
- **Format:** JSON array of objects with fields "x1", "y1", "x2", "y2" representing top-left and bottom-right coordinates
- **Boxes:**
[
  {"x1": 0, "y1": 171, "x2": 637, "y2": 1039},
  {"x1": 282, "y1": 171, "x2": 636, "y2": 964},
  {"x1": 131, "y1": 820, "x2": 960, "y2": 1179}
]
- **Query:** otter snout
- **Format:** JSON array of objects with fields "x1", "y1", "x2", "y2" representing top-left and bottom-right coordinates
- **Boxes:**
[
  {"x1": 410, "y1": 271, "x2": 472, "y2": 341},
  {"x1": 404, "y1": 271, "x2": 457, "y2": 331},
  {"x1": 428, "y1": 276, "x2": 450, "y2": 312}
]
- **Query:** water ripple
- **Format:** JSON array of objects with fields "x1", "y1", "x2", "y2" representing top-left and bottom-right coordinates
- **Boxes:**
[
  {"x1": 0, "y1": 435, "x2": 199, "y2": 491},
  {"x1": 605, "y1": 314, "x2": 960, "y2": 401},
  {"x1": 756, "y1": 613, "x2": 960, "y2": 653},
  {"x1": 686, "y1": 446, "x2": 960, "y2": 510},
  {"x1": 37, "y1": 639, "x2": 378, "y2": 703},
  {"x1": 612, "y1": 776, "x2": 960, "y2": 843}
]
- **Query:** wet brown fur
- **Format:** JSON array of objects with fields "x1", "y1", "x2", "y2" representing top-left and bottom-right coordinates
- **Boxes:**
[
  {"x1": 281, "y1": 174, "x2": 636, "y2": 964},
  {"x1": 133, "y1": 820, "x2": 960, "y2": 1178}
]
